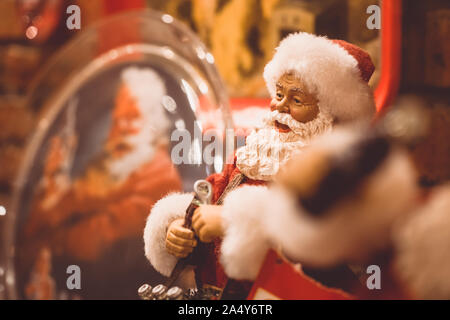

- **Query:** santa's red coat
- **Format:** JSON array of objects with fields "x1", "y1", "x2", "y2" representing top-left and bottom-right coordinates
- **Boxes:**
[
  {"x1": 143, "y1": 158, "x2": 369, "y2": 298},
  {"x1": 191, "y1": 158, "x2": 266, "y2": 291}
]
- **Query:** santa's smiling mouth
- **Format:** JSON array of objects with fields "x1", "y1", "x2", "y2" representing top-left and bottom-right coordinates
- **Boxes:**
[{"x1": 275, "y1": 120, "x2": 291, "y2": 133}]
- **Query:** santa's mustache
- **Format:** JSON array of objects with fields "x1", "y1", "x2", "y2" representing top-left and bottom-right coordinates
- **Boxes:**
[
  {"x1": 263, "y1": 110, "x2": 333, "y2": 140},
  {"x1": 265, "y1": 110, "x2": 298, "y2": 130}
]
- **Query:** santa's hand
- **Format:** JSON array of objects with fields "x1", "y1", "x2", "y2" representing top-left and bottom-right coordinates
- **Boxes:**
[
  {"x1": 166, "y1": 218, "x2": 197, "y2": 258},
  {"x1": 192, "y1": 205, "x2": 224, "y2": 243}
]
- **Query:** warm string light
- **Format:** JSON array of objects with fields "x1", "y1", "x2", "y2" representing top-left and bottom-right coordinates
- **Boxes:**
[{"x1": 25, "y1": 25, "x2": 38, "y2": 39}]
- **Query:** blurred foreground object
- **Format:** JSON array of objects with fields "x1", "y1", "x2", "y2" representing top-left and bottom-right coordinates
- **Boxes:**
[
  {"x1": 275, "y1": 102, "x2": 450, "y2": 299},
  {"x1": 400, "y1": 97, "x2": 450, "y2": 185},
  {"x1": 247, "y1": 250, "x2": 352, "y2": 300},
  {"x1": 393, "y1": 183, "x2": 450, "y2": 299},
  {"x1": 217, "y1": 103, "x2": 436, "y2": 298}
]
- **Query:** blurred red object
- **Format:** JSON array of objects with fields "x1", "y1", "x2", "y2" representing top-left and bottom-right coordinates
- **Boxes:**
[
  {"x1": 96, "y1": 0, "x2": 146, "y2": 56},
  {"x1": 374, "y1": 0, "x2": 402, "y2": 115},
  {"x1": 102, "y1": 0, "x2": 146, "y2": 15},
  {"x1": 247, "y1": 250, "x2": 352, "y2": 300}
]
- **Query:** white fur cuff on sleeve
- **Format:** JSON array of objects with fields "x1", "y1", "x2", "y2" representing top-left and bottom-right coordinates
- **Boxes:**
[
  {"x1": 220, "y1": 185, "x2": 271, "y2": 281},
  {"x1": 143, "y1": 192, "x2": 194, "y2": 276}
]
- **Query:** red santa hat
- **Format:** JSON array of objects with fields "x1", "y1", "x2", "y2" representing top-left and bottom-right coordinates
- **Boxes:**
[{"x1": 264, "y1": 32, "x2": 375, "y2": 122}]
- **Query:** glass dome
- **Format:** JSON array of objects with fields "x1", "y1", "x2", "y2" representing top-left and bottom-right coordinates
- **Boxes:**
[{"x1": 1, "y1": 9, "x2": 232, "y2": 299}]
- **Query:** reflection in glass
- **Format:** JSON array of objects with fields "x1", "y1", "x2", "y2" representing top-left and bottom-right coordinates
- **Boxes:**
[{"x1": 4, "y1": 10, "x2": 231, "y2": 300}]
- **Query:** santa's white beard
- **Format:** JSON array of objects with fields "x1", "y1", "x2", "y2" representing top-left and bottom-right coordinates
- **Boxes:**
[
  {"x1": 107, "y1": 119, "x2": 166, "y2": 182},
  {"x1": 107, "y1": 145, "x2": 154, "y2": 182},
  {"x1": 107, "y1": 67, "x2": 171, "y2": 182},
  {"x1": 236, "y1": 110, "x2": 333, "y2": 181}
]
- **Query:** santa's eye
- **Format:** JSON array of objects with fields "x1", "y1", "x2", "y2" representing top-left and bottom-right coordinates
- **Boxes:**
[
  {"x1": 294, "y1": 98, "x2": 302, "y2": 104},
  {"x1": 276, "y1": 92, "x2": 284, "y2": 100}
]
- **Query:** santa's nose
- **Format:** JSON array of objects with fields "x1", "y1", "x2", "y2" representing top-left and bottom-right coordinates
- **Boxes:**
[{"x1": 275, "y1": 97, "x2": 289, "y2": 113}]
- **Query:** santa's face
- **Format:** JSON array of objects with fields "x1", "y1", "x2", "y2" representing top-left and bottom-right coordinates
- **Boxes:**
[
  {"x1": 236, "y1": 103, "x2": 333, "y2": 181},
  {"x1": 270, "y1": 73, "x2": 319, "y2": 132},
  {"x1": 106, "y1": 86, "x2": 141, "y2": 159},
  {"x1": 237, "y1": 72, "x2": 334, "y2": 181},
  {"x1": 104, "y1": 67, "x2": 171, "y2": 182}
]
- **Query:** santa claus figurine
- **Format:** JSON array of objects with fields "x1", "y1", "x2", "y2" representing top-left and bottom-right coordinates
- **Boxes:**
[{"x1": 143, "y1": 32, "x2": 376, "y2": 298}]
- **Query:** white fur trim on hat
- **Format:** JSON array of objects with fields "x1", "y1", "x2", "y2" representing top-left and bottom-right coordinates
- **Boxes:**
[
  {"x1": 263, "y1": 32, "x2": 375, "y2": 122},
  {"x1": 143, "y1": 192, "x2": 194, "y2": 277},
  {"x1": 220, "y1": 185, "x2": 272, "y2": 281}
]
